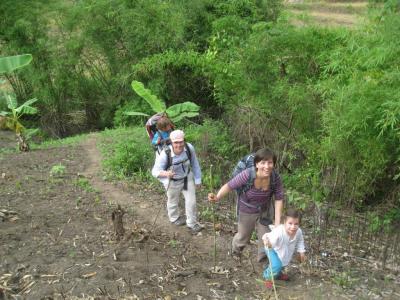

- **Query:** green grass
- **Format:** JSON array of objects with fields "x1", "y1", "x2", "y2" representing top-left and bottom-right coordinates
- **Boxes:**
[{"x1": 30, "y1": 133, "x2": 88, "y2": 150}]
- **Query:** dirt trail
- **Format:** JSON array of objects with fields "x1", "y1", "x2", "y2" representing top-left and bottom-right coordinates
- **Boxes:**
[{"x1": 81, "y1": 134, "x2": 213, "y2": 243}]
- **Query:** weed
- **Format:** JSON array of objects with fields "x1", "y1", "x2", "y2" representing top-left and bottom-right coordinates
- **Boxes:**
[
  {"x1": 50, "y1": 163, "x2": 66, "y2": 177},
  {"x1": 250, "y1": 230, "x2": 257, "y2": 242},
  {"x1": 75, "y1": 177, "x2": 96, "y2": 192},
  {"x1": 200, "y1": 206, "x2": 215, "y2": 222},
  {"x1": 331, "y1": 270, "x2": 358, "y2": 288},
  {"x1": 168, "y1": 239, "x2": 178, "y2": 248},
  {"x1": 15, "y1": 180, "x2": 22, "y2": 189}
]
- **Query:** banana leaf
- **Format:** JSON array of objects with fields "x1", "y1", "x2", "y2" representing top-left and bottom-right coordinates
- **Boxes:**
[
  {"x1": 166, "y1": 102, "x2": 200, "y2": 119},
  {"x1": 6, "y1": 94, "x2": 17, "y2": 110},
  {"x1": 131, "y1": 81, "x2": 166, "y2": 113},
  {"x1": 0, "y1": 54, "x2": 32, "y2": 74},
  {"x1": 15, "y1": 98, "x2": 38, "y2": 115},
  {"x1": 124, "y1": 111, "x2": 150, "y2": 117},
  {"x1": 171, "y1": 112, "x2": 199, "y2": 123}
]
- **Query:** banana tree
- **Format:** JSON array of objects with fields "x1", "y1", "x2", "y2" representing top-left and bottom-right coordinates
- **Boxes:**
[
  {"x1": 126, "y1": 80, "x2": 200, "y2": 123},
  {"x1": 0, "y1": 54, "x2": 38, "y2": 151}
]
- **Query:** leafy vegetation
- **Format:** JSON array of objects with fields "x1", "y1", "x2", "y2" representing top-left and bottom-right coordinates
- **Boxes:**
[{"x1": 1, "y1": 0, "x2": 399, "y2": 230}]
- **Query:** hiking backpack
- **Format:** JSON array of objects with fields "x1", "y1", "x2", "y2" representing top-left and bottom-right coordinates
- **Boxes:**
[
  {"x1": 164, "y1": 143, "x2": 193, "y2": 190},
  {"x1": 145, "y1": 112, "x2": 175, "y2": 141},
  {"x1": 164, "y1": 143, "x2": 192, "y2": 171}
]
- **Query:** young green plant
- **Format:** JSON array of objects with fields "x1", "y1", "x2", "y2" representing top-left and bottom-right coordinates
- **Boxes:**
[{"x1": 209, "y1": 164, "x2": 217, "y2": 272}]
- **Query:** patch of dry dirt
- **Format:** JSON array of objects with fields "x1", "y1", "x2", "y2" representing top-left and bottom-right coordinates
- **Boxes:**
[
  {"x1": 286, "y1": 1, "x2": 369, "y2": 27},
  {"x1": 1, "y1": 134, "x2": 399, "y2": 299}
]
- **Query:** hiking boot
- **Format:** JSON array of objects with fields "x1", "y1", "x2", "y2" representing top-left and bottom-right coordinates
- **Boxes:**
[
  {"x1": 172, "y1": 216, "x2": 186, "y2": 226},
  {"x1": 189, "y1": 223, "x2": 203, "y2": 234},
  {"x1": 230, "y1": 250, "x2": 241, "y2": 262},
  {"x1": 264, "y1": 280, "x2": 273, "y2": 289},
  {"x1": 277, "y1": 273, "x2": 289, "y2": 281},
  {"x1": 257, "y1": 254, "x2": 267, "y2": 263}
]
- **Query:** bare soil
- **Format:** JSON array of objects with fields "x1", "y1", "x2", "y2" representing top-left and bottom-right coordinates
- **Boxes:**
[
  {"x1": 286, "y1": 1, "x2": 369, "y2": 27},
  {"x1": 1, "y1": 133, "x2": 399, "y2": 299}
]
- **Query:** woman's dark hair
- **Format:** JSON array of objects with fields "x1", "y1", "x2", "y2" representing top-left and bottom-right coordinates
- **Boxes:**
[
  {"x1": 254, "y1": 148, "x2": 277, "y2": 165},
  {"x1": 285, "y1": 208, "x2": 301, "y2": 222}
]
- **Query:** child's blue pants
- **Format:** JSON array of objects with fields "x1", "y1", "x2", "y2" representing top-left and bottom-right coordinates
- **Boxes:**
[{"x1": 263, "y1": 247, "x2": 283, "y2": 279}]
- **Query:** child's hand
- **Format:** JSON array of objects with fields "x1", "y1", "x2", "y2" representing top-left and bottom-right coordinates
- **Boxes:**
[
  {"x1": 262, "y1": 233, "x2": 271, "y2": 248},
  {"x1": 298, "y1": 253, "x2": 306, "y2": 263}
]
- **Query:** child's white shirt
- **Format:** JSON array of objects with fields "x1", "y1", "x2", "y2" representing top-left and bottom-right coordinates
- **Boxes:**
[{"x1": 264, "y1": 224, "x2": 306, "y2": 266}]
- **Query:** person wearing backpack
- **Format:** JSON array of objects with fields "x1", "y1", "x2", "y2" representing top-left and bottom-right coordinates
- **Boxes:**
[
  {"x1": 208, "y1": 148, "x2": 284, "y2": 262},
  {"x1": 152, "y1": 129, "x2": 204, "y2": 234}
]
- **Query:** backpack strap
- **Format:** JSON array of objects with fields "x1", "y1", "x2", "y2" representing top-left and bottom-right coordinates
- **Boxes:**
[
  {"x1": 164, "y1": 143, "x2": 192, "y2": 170},
  {"x1": 164, "y1": 143, "x2": 193, "y2": 190}
]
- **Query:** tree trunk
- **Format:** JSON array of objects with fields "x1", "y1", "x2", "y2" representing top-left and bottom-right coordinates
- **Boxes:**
[
  {"x1": 111, "y1": 205, "x2": 125, "y2": 241},
  {"x1": 17, "y1": 132, "x2": 29, "y2": 152}
]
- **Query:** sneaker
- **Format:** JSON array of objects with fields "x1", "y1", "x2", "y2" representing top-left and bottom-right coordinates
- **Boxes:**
[
  {"x1": 277, "y1": 273, "x2": 289, "y2": 281},
  {"x1": 172, "y1": 216, "x2": 186, "y2": 226},
  {"x1": 189, "y1": 223, "x2": 203, "y2": 234},
  {"x1": 257, "y1": 255, "x2": 267, "y2": 263},
  {"x1": 264, "y1": 280, "x2": 273, "y2": 289}
]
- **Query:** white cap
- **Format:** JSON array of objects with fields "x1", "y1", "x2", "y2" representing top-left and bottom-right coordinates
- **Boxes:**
[{"x1": 170, "y1": 130, "x2": 185, "y2": 142}]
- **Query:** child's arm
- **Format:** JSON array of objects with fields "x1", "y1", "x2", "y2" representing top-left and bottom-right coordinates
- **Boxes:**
[
  {"x1": 296, "y1": 228, "x2": 306, "y2": 262},
  {"x1": 262, "y1": 233, "x2": 272, "y2": 248}
]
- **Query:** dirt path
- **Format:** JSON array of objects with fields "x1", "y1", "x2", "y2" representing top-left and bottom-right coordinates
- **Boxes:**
[{"x1": 81, "y1": 134, "x2": 210, "y2": 242}]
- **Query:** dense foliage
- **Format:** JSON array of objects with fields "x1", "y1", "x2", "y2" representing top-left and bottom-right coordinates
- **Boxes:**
[{"x1": 1, "y1": 0, "x2": 399, "y2": 224}]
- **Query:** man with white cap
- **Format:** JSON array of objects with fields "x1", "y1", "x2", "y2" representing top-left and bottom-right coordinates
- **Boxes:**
[{"x1": 152, "y1": 129, "x2": 203, "y2": 233}]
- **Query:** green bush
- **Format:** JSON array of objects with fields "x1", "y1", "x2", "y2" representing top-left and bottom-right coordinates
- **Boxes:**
[{"x1": 99, "y1": 127, "x2": 153, "y2": 179}]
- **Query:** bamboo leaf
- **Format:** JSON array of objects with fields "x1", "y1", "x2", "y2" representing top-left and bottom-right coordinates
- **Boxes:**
[
  {"x1": 131, "y1": 80, "x2": 166, "y2": 113},
  {"x1": 0, "y1": 54, "x2": 32, "y2": 74}
]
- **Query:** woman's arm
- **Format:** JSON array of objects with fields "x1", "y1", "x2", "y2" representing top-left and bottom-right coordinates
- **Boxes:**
[
  {"x1": 274, "y1": 200, "x2": 283, "y2": 226},
  {"x1": 208, "y1": 183, "x2": 232, "y2": 202}
]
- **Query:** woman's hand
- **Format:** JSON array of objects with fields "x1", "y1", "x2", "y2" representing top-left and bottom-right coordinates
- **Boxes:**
[
  {"x1": 298, "y1": 253, "x2": 306, "y2": 263},
  {"x1": 208, "y1": 193, "x2": 218, "y2": 202}
]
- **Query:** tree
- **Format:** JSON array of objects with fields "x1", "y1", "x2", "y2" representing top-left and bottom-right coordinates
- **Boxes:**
[{"x1": 126, "y1": 80, "x2": 200, "y2": 123}]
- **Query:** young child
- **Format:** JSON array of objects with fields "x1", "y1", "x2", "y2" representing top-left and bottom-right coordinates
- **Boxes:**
[
  {"x1": 152, "y1": 116, "x2": 173, "y2": 154},
  {"x1": 262, "y1": 208, "x2": 306, "y2": 288}
]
